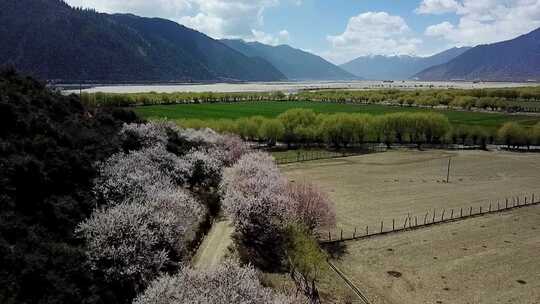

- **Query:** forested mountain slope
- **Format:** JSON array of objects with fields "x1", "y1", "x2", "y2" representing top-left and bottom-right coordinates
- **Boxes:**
[{"x1": 0, "y1": 0, "x2": 286, "y2": 82}]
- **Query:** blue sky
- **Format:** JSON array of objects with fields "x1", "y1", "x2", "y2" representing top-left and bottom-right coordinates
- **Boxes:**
[{"x1": 65, "y1": 0, "x2": 540, "y2": 64}]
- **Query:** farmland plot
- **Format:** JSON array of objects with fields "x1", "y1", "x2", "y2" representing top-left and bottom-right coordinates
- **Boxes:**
[
  {"x1": 282, "y1": 150, "x2": 540, "y2": 237},
  {"x1": 331, "y1": 206, "x2": 540, "y2": 304}
]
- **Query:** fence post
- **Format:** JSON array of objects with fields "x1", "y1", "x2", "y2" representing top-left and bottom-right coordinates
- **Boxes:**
[
  {"x1": 460, "y1": 208, "x2": 463, "y2": 218},
  {"x1": 497, "y1": 201, "x2": 500, "y2": 211},
  {"x1": 415, "y1": 216, "x2": 418, "y2": 226},
  {"x1": 451, "y1": 209, "x2": 454, "y2": 219},
  {"x1": 392, "y1": 219, "x2": 395, "y2": 231},
  {"x1": 480, "y1": 206, "x2": 482, "y2": 214},
  {"x1": 403, "y1": 217, "x2": 408, "y2": 229},
  {"x1": 517, "y1": 197, "x2": 520, "y2": 206},
  {"x1": 506, "y1": 198, "x2": 508, "y2": 209},
  {"x1": 441, "y1": 209, "x2": 445, "y2": 221},
  {"x1": 366, "y1": 225, "x2": 369, "y2": 236},
  {"x1": 381, "y1": 221, "x2": 384, "y2": 233},
  {"x1": 525, "y1": 197, "x2": 528, "y2": 205},
  {"x1": 469, "y1": 206, "x2": 473, "y2": 216},
  {"x1": 533, "y1": 194, "x2": 535, "y2": 204},
  {"x1": 328, "y1": 231, "x2": 331, "y2": 241},
  {"x1": 432, "y1": 210, "x2": 436, "y2": 223},
  {"x1": 340, "y1": 229, "x2": 343, "y2": 241},
  {"x1": 353, "y1": 227, "x2": 357, "y2": 238},
  {"x1": 489, "y1": 203, "x2": 492, "y2": 212},
  {"x1": 424, "y1": 213, "x2": 428, "y2": 225}
]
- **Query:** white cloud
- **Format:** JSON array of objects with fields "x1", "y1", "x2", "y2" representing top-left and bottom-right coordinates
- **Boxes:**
[
  {"x1": 416, "y1": 0, "x2": 461, "y2": 14},
  {"x1": 279, "y1": 30, "x2": 290, "y2": 41},
  {"x1": 64, "y1": 0, "x2": 297, "y2": 42},
  {"x1": 178, "y1": 0, "x2": 280, "y2": 38},
  {"x1": 326, "y1": 12, "x2": 422, "y2": 64},
  {"x1": 248, "y1": 29, "x2": 290, "y2": 45},
  {"x1": 422, "y1": 0, "x2": 540, "y2": 46}
]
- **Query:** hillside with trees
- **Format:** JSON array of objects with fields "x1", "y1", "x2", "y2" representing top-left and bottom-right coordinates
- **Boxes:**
[
  {"x1": 1, "y1": 70, "x2": 341, "y2": 303},
  {"x1": 0, "y1": 0, "x2": 286, "y2": 83},
  {"x1": 415, "y1": 27, "x2": 540, "y2": 82},
  {"x1": 0, "y1": 69, "x2": 139, "y2": 303}
]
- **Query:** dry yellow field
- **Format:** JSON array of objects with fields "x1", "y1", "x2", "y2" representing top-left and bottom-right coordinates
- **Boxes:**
[
  {"x1": 282, "y1": 150, "x2": 540, "y2": 303},
  {"x1": 332, "y1": 206, "x2": 540, "y2": 304},
  {"x1": 282, "y1": 150, "x2": 540, "y2": 237}
]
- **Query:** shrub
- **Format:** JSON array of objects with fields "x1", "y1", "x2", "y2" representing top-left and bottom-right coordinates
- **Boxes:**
[
  {"x1": 76, "y1": 187, "x2": 204, "y2": 286},
  {"x1": 94, "y1": 145, "x2": 192, "y2": 204},
  {"x1": 287, "y1": 182, "x2": 336, "y2": 232},
  {"x1": 285, "y1": 224, "x2": 327, "y2": 302},
  {"x1": 533, "y1": 123, "x2": 540, "y2": 145},
  {"x1": 498, "y1": 122, "x2": 526, "y2": 148},
  {"x1": 0, "y1": 70, "x2": 139, "y2": 303},
  {"x1": 184, "y1": 147, "x2": 225, "y2": 188},
  {"x1": 221, "y1": 153, "x2": 292, "y2": 268},
  {"x1": 216, "y1": 134, "x2": 250, "y2": 166},
  {"x1": 259, "y1": 118, "x2": 285, "y2": 147},
  {"x1": 119, "y1": 121, "x2": 171, "y2": 151},
  {"x1": 278, "y1": 109, "x2": 318, "y2": 147},
  {"x1": 221, "y1": 152, "x2": 336, "y2": 269},
  {"x1": 237, "y1": 117, "x2": 260, "y2": 141},
  {"x1": 133, "y1": 261, "x2": 299, "y2": 304}
]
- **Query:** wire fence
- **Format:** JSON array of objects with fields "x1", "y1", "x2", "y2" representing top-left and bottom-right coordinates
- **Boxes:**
[
  {"x1": 273, "y1": 145, "x2": 387, "y2": 165},
  {"x1": 321, "y1": 193, "x2": 539, "y2": 245},
  {"x1": 271, "y1": 143, "x2": 540, "y2": 166}
]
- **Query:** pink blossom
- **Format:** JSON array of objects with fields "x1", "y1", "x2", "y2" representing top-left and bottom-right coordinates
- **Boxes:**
[{"x1": 287, "y1": 182, "x2": 336, "y2": 232}]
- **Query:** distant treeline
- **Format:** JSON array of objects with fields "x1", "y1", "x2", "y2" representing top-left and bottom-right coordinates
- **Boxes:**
[
  {"x1": 176, "y1": 109, "x2": 540, "y2": 149},
  {"x1": 80, "y1": 86, "x2": 540, "y2": 112}
]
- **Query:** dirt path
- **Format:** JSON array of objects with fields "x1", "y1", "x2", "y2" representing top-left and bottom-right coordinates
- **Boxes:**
[{"x1": 192, "y1": 218, "x2": 234, "y2": 269}]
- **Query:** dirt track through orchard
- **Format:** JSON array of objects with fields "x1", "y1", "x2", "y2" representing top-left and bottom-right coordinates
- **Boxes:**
[{"x1": 192, "y1": 219, "x2": 234, "y2": 269}]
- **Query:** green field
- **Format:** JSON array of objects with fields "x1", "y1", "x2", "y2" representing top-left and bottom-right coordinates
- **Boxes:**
[{"x1": 134, "y1": 101, "x2": 540, "y2": 130}]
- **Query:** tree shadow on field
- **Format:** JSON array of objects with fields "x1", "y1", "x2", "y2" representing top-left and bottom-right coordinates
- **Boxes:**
[{"x1": 321, "y1": 242, "x2": 348, "y2": 260}]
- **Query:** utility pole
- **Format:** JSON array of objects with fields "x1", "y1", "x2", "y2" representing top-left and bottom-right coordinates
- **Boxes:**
[{"x1": 446, "y1": 157, "x2": 452, "y2": 183}]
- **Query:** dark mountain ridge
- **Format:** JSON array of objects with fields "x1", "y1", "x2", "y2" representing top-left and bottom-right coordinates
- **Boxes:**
[
  {"x1": 0, "y1": 0, "x2": 286, "y2": 82},
  {"x1": 221, "y1": 39, "x2": 357, "y2": 81},
  {"x1": 415, "y1": 28, "x2": 540, "y2": 82}
]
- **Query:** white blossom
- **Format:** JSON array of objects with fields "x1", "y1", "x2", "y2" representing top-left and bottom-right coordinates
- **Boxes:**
[
  {"x1": 94, "y1": 145, "x2": 193, "y2": 204},
  {"x1": 184, "y1": 147, "x2": 225, "y2": 188},
  {"x1": 221, "y1": 152, "x2": 294, "y2": 231},
  {"x1": 178, "y1": 128, "x2": 223, "y2": 146},
  {"x1": 133, "y1": 261, "x2": 300, "y2": 304},
  {"x1": 120, "y1": 121, "x2": 178, "y2": 149},
  {"x1": 216, "y1": 134, "x2": 250, "y2": 166},
  {"x1": 77, "y1": 188, "x2": 204, "y2": 283}
]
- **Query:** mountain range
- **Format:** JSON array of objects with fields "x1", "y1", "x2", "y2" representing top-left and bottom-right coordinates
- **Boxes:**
[
  {"x1": 340, "y1": 47, "x2": 471, "y2": 80},
  {"x1": 414, "y1": 28, "x2": 540, "y2": 82},
  {"x1": 0, "y1": 0, "x2": 285, "y2": 82},
  {"x1": 221, "y1": 39, "x2": 357, "y2": 81},
  {"x1": 1, "y1": 0, "x2": 539, "y2": 83}
]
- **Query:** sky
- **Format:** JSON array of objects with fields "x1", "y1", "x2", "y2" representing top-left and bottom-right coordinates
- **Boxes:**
[{"x1": 64, "y1": 0, "x2": 540, "y2": 64}]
